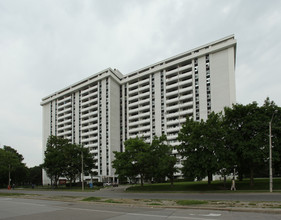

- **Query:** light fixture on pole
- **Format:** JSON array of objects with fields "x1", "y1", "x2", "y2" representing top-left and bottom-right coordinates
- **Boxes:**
[{"x1": 269, "y1": 110, "x2": 278, "y2": 193}]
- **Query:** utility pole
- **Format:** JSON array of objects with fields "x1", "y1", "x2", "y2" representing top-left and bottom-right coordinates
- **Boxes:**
[
  {"x1": 81, "y1": 150, "x2": 84, "y2": 191},
  {"x1": 8, "y1": 164, "x2": 11, "y2": 188},
  {"x1": 269, "y1": 120, "x2": 273, "y2": 193},
  {"x1": 269, "y1": 110, "x2": 278, "y2": 193}
]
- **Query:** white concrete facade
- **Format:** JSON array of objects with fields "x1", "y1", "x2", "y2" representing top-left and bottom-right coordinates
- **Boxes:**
[{"x1": 41, "y1": 35, "x2": 236, "y2": 184}]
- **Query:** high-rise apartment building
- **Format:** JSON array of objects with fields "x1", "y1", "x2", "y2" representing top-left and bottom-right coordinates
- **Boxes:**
[{"x1": 41, "y1": 35, "x2": 236, "y2": 184}]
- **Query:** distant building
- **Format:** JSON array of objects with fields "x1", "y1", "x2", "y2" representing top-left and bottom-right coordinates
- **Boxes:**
[{"x1": 41, "y1": 35, "x2": 236, "y2": 184}]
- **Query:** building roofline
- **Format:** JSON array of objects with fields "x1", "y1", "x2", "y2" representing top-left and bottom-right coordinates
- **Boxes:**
[
  {"x1": 41, "y1": 35, "x2": 236, "y2": 104},
  {"x1": 123, "y1": 35, "x2": 236, "y2": 80},
  {"x1": 41, "y1": 68, "x2": 123, "y2": 105}
]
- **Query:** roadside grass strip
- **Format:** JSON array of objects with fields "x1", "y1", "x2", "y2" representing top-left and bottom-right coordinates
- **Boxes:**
[
  {"x1": 0, "y1": 192, "x2": 26, "y2": 196},
  {"x1": 176, "y1": 200, "x2": 208, "y2": 206},
  {"x1": 82, "y1": 197, "x2": 102, "y2": 202}
]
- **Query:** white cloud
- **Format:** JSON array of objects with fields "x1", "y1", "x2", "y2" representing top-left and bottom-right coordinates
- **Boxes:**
[{"x1": 0, "y1": 0, "x2": 281, "y2": 166}]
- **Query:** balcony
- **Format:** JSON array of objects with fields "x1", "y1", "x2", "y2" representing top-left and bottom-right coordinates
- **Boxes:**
[
  {"x1": 166, "y1": 119, "x2": 179, "y2": 126},
  {"x1": 82, "y1": 136, "x2": 98, "y2": 142},
  {"x1": 81, "y1": 104, "x2": 98, "y2": 113},
  {"x1": 82, "y1": 124, "x2": 98, "y2": 131},
  {"x1": 90, "y1": 149, "x2": 99, "y2": 154},
  {"x1": 138, "y1": 118, "x2": 150, "y2": 125},
  {"x1": 58, "y1": 107, "x2": 72, "y2": 115},
  {"x1": 138, "y1": 111, "x2": 150, "y2": 118},
  {"x1": 166, "y1": 97, "x2": 179, "y2": 105},
  {"x1": 128, "y1": 114, "x2": 139, "y2": 120},
  {"x1": 81, "y1": 92, "x2": 98, "y2": 101},
  {"x1": 58, "y1": 130, "x2": 72, "y2": 136},
  {"x1": 128, "y1": 126, "x2": 140, "y2": 134},
  {"x1": 138, "y1": 91, "x2": 150, "y2": 99},
  {"x1": 180, "y1": 102, "x2": 193, "y2": 110},
  {"x1": 128, "y1": 120, "x2": 139, "y2": 127},
  {"x1": 179, "y1": 109, "x2": 193, "y2": 116},
  {"x1": 167, "y1": 134, "x2": 178, "y2": 141},
  {"x1": 166, "y1": 74, "x2": 178, "y2": 83},
  {"x1": 166, "y1": 82, "x2": 178, "y2": 91},
  {"x1": 166, "y1": 65, "x2": 191, "y2": 77},
  {"x1": 138, "y1": 98, "x2": 150, "y2": 106},
  {"x1": 166, "y1": 103, "x2": 181, "y2": 112},
  {"x1": 128, "y1": 134, "x2": 138, "y2": 139},
  {"x1": 58, "y1": 113, "x2": 72, "y2": 120},
  {"x1": 139, "y1": 131, "x2": 151, "y2": 138},
  {"x1": 166, "y1": 111, "x2": 180, "y2": 119},
  {"x1": 57, "y1": 101, "x2": 71, "y2": 110},
  {"x1": 128, "y1": 100, "x2": 139, "y2": 108},
  {"x1": 138, "y1": 84, "x2": 150, "y2": 93},
  {"x1": 165, "y1": 89, "x2": 179, "y2": 97},
  {"x1": 128, "y1": 88, "x2": 138, "y2": 96},
  {"x1": 138, "y1": 78, "x2": 149, "y2": 85},
  {"x1": 178, "y1": 86, "x2": 193, "y2": 94},
  {"x1": 81, "y1": 110, "x2": 98, "y2": 119},
  {"x1": 58, "y1": 96, "x2": 71, "y2": 105},
  {"x1": 128, "y1": 92, "x2": 139, "y2": 101},
  {"x1": 178, "y1": 70, "x2": 192, "y2": 80},
  {"x1": 87, "y1": 145, "x2": 99, "y2": 151},
  {"x1": 81, "y1": 97, "x2": 98, "y2": 107},
  {"x1": 138, "y1": 105, "x2": 150, "y2": 112},
  {"x1": 81, "y1": 117, "x2": 98, "y2": 125},
  {"x1": 128, "y1": 107, "x2": 139, "y2": 114},
  {"x1": 81, "y1": 129, "x2": 98, "y2": 137},
  {"x1": 81, "y1": 84, "x2": 98, "y2": 95},
  {"x1": 128, "y1": 81, "x2": 138, "y2": 89},
  {"x1": 137, "y1": 125, "x2": 150, "y2": 132},
  {"x1": 178, "y1": 78, "x2": 192, "y2": 87},
  {"x1": 179, "y1": 93, "x2": 193, "y2": 101}
]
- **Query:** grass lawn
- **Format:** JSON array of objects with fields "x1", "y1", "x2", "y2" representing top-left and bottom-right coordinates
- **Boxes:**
[{"x1": 126, "y1": 178, "x2": 281, "y2": 192}]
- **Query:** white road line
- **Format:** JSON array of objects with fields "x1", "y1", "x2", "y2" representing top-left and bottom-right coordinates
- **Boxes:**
[
  {"x1": 67, "y1": 207, "x2": 217, "y2": 220},
  {"x1": 201, "y1": 214, "x2": 221, "y2": 217},
  {"x1": 1, "y1": 199, "x2": 221, "y2": 220},
  {"x1": 128, "y1": 212, "x2": 216, "y2": 220}
]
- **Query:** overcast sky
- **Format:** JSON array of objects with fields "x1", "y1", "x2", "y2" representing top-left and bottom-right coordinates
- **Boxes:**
[{"x1": 0, "y1": 0, "x2": 281, "y2": 167}]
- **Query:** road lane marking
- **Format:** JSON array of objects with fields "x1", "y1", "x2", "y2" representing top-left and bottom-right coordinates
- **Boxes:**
[
  {"x1": 201, "y1": 214, "x2": 221, "y2": 217},
  {"x1": 128, "y1": 212, "x2": 216, "y2": 220},
  {"x1": 1, "y1": 198, "x2": 220, "y2": 220},
  {"x1": 66, "y1": 207, "x2": 217, "y2": 220}
]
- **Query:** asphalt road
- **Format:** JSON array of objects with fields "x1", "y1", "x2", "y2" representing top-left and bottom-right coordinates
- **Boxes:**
[
  {"x1": 1, "y1": 197, "x2": 281, "y2": 220},
  {"x1": 1, "y1": 186, "x2": 281, "y2": 202}
]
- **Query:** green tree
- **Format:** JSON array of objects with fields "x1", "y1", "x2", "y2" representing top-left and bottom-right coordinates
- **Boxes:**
[
  {"x1": 42, "y1": 136, "x2": 68, "y2": 186},
  {"x1": 0, "y1": 146, "x2": 27, "y2": 187},
  {"x1": 28, "y1": 166, "x2": 42, "y2": 186},
  {"x1": 113, "y1": 137, "x2": 151, "y2": 186},
  {"x1": 43, "y1": 136, "x2": 96, "y2": 187},
  {"x1": 177, "y1": 112, "x2": 227, "y2": 184},
  {"x1": 223, "y1": 100, "x2": 281, "y2": 186},
  {"x1": 62, "y1": 143, "x2": 95, "y2": 187},
  {"x1": 150, "y1": 135, "x2": 177, "y2": 186},
  {"x1": 262, "y1": 98, "x2": 281, "y2": 177}
]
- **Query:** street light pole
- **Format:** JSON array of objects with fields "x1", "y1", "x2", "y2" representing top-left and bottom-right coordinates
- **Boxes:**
[
  {"x1": 269, "y1": 120, "x2": 273, "y2": 193},
  {"x1": 8, "y1": 164, "x2": 11, "y2": 188},
  {"x1": 269, "y1": 110, "x2": 277, "y2": 193},
  {"x1": 81, "y1": 150, "x2": 84, "y2": 191}
]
